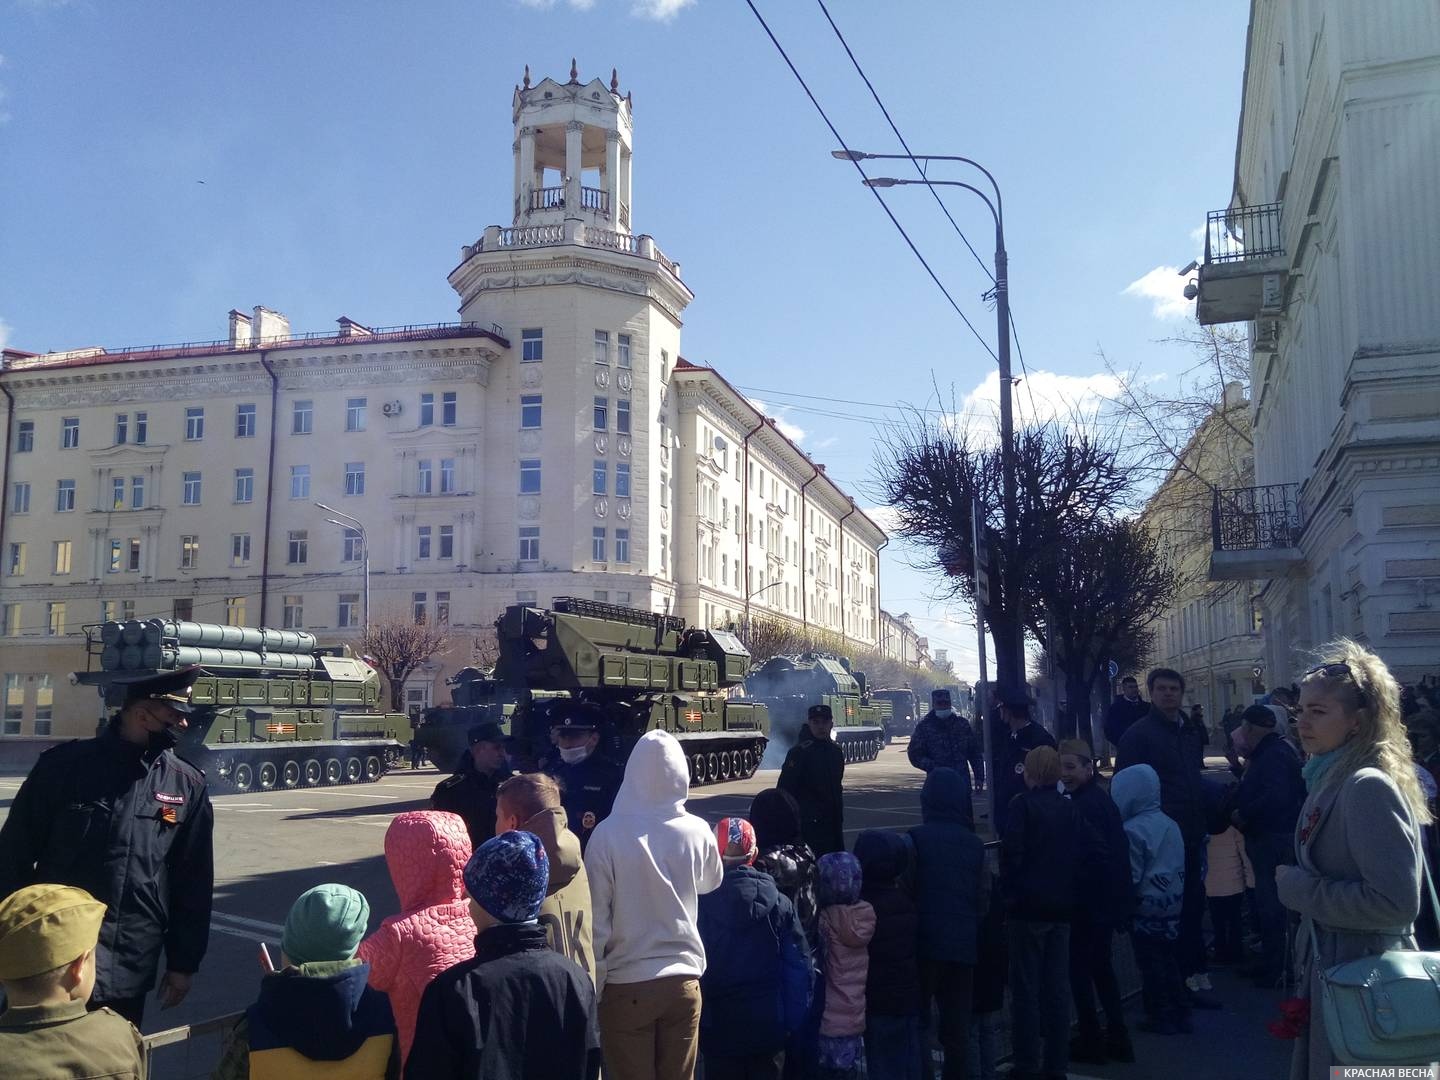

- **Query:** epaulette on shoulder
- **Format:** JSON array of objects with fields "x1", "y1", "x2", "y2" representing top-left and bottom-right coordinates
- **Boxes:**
[
  {"x1": 438, "y1": 774, "x2": 465, "y2": 789},
  {"x1": 170, "y1": 752, "x2": 207, "y2": 781}
]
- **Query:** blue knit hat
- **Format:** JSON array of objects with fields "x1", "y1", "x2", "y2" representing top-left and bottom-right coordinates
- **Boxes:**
[{"x1": 464, "y1": 831, "x2": 549, "y2": 924}]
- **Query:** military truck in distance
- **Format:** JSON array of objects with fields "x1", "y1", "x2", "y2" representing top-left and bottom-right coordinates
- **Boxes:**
[
  {"x1": 745, "y1": 653, "x2": 887, "y2": 765},
  {"x1": 494, "y1": 598, "x2": 769, "y2": 787},
  {"x1": 870, "y1": 687, "x2": 920, "y2": 741},
  {"x1": 75, "y1": 619, "x2": 409, "y2": 791}
]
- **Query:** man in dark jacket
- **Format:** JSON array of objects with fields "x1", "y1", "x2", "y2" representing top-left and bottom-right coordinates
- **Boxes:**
[
  {"x1": 908, "y1": 768, "x2": 985, "y2": 1080},
  {"x1": 432, "y1": 722, "x2": 514, "y2": 849},
  {"x1": 1059, "y1": 740, "x2": 1133, "y2": 1065},
  {"x1": 0, "y1": 668, "x2": 213, "y2": 1026},
  {"x1": 544, "y1": 703, "x2": 624, "y2": 853},
  {"x1": 992, "y1": 689, "x2": 1056, "y2": 837},
  {"x1": 1229, "y1": 704, "x2": 1305, "y2": 986},
  {"x1": 1102, "y1": 677, "x2": 1148, "y2": 752},
  {"x1": 697, "y1": 817, "x2": 812, "y2": 1080},
  {"x1": 907, "y1": 689, "x2": 985, "y2": 790},
  {"x1": 1114, "y1": 668, "x2": 1215, "y2": 1006},
  {"x1": 407, "y1": 831, "x2": 601, "y2": 1080},
  {"x1": 777, "y1": 705, "x2": 846, "y2": 856},
  {"x1": 854, "y1": 830, "x2": 922, "y2": 1078}
]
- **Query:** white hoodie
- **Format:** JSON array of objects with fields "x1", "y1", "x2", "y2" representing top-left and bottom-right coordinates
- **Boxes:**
[{"x1": 584, "y1": 729, "x2": 724, "y2": 993}]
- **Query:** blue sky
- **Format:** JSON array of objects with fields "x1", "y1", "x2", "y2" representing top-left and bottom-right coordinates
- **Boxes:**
[{"x1": 0, "y1": 0, "x2": 1250, "y2": 677}]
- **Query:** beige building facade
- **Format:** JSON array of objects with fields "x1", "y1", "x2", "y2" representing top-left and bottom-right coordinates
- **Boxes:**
[{"x1": 0, "y1": 68, "x2": 883, "y2": 739}]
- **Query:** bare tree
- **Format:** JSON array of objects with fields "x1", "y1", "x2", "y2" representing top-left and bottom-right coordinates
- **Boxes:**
[
  {"x1": 358, "y1": 610, "x2": 451, "y2": 712},
  {"x1": 469, "y1": 623, "x2": 500, "y2": 670}
]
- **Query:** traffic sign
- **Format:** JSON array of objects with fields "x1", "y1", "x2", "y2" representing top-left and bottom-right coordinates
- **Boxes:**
[
  {"x1": 1108, "y1": 659, "x2": 1119, "y2": 679},
  {"x1": 971, "y1": 499, "x2": 991, "y2": 608}
]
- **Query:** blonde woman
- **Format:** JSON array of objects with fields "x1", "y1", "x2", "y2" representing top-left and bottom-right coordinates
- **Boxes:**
[{"x1": 1276, "y1": 639, "x2": 1432, "y2": 1080}]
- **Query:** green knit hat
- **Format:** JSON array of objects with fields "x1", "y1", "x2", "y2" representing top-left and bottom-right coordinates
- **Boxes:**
[{"x1": 281, "y1": 884, "x2": 369, "y2": 966}]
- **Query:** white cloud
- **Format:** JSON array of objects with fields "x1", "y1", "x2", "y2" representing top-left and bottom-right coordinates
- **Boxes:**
[
  {"x1": 0, "y1": 318, "x2": 11, "y2": 352},
  {"x1": 1123, "y1": 265, "x2": 1196, "y2": 320},
  {"x1": 958, "y1": 367, "x2": 1123, "y2": 429},
  {"x1": 861, "y1": 505, "x2": 902, "y2": 535},
  {"x1": 632, "y1": 0, "x2": 694, "y2": 17},
  {"x1": 745, "y1": 397, "x2": 805, "y2": 444}
]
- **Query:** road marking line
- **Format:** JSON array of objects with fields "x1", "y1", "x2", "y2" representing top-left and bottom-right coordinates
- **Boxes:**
[
  {"x1": 305, "y1": 791, "x2": 399, "y2": 801},
  {"x1": 233, "y1": 807, "x2": 321, "y2": 814},
  {"x1": 212, "y1": 802, "x2": 274, "y2": 808},
  {"x1": 212, "y1": 912, "x2": 285, "y2": 935},
  {"x1": 211, "y1": 923, "x2": 276, "y2": 942}
]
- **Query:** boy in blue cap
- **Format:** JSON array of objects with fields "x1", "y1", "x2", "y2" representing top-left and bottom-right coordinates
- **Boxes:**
[{"x1": 407, "y1": 831, "x2": 601, "y2": 1080}]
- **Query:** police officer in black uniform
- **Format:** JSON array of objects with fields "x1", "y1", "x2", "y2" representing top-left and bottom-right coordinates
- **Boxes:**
[
  {"x1": 431, "y1": 721, "x2": 513, "y2": 848},
  {"x1": 0, "y1": 667, "x2": 214, "y2": 1027},
  {"x1": 991, "y1": 686, "x2": 1056, "y2": 835},
  {"x1": 544, "y1": 701, "x2": 624, "y2": 853},
  {"x1": 777, "y1": 703, "x2": 847, "y2": 856}
]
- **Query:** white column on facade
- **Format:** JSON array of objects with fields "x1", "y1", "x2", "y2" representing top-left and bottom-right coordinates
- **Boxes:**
[
  {"x1": 394, "y1": 515, "x2": 409, "y2": 571},
  {"x1": 396, "y1": 449, "x2": 408, "y2": 496},
  {"x1": 564, "y1": 121, "x2": 584, "y2": 212},
  {"x1": 518, "y1": 127, "x2": 536, "y2": 218},
  {"x1": 88, "y1": 528, "x2": 106, "y2": 580},
  {"x1": 604, "y1": 131, "x2": 621, "y2": 226},
  {"x1": 142, "y1": 525, "x2": 159, "y2": 580},
  {"x1": 619, "y1": 147, "x2": 632, "y2": 230}
]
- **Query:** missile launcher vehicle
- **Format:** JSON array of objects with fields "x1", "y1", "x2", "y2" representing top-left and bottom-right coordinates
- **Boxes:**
[
  {"x1": 745, "y1": 653, "x2": 887, "y2": 766},
  {"x1": 74, "y1": 619, "x2": 409, "y2": 791}
]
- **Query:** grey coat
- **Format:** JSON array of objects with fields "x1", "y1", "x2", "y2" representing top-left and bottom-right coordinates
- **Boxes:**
[{"x1": 1276, "y1": 766, "x2": 1424, "y2": 1080}]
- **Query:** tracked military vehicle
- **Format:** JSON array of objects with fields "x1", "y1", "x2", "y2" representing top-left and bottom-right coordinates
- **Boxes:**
[
  {"x1": 415, "y1": 669, "x2": 567, "y2": 772},
  {"x1": 745, "y1": 653, "x2": 887, "y2": 766},
  {"x1": 494, "y1": 597, "x2": 769, "y2": 787},
  {"x1": 75, "y1": 619, "x2": 408, "y2": 791}
]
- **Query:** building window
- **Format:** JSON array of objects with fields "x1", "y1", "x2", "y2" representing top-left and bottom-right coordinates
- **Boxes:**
[
  {"x1": 185, "y1": 407, "x2": 205, "y2": 441},
  {"x1": 435, "y1": 591, "x2": 450, "y2": 626},
  {"x1": 7, "y1": 542, "x2": 25, "y2": 576},
  {"x1": 128, "y1": 539, "x2": 140, "y2": 572},
  {"x1": 660, "y1": 533, "x2": 669, "y2": 574},
  {"x1": 10, "y1": 483, "x2": 29, "y2": 515},
  {"x1": 615, "y1": 463, "x2": 631, "y2": 498},
  {"x1": 518, "y1": 527, "x2": 540, "y2": 562},
  {"x1": 616, "y1": 399, "x2": 630, "y2": 434},
  {"x1": 131, "y1": 476, "x2": 145, "y2": 509},
  {"x1": 134, "y1": 412, "x2": 147, "y2": 444},
  {"x1": 235, "y1": 468, "x2": 254, "y2": 504},
  {"x1": 236, "y1": 403, "x2": 257, "y2": 438},
  {"x1": 417, "y1": 459, "x2": 433, "y2": 495},
  {"x1": 616, "y1": 591, "x2": 632, "y2": 606},
  {"x1": 660, "y1": 349, "x2": 669, "y2": 380},
  {"x1": 660, "y1": 473, "x2": 669, "y2": 508},
  {"x1": 33, "y1": 675, "x2": 52, "y2": 736},
  {"x1": 521, "y1": 328, "x2": 543, "y2": 362},
  {"x1": 345, "y1": 397, "x2": 367, "y2": 432},
  {"x1": 440, "y1": 458, "x2": 456, "y2": 494},
  {"x1": 520, "y1": 395, "x2": 542, "y2": 429},
  {"x1": 519, "y1": 459, "x2": 541, "y2": 494},
  {"x1": 290, "y1": 465, "x2": 310, "y2": 500},
  {"x1": 3, "y1": 675, "x2": 21, "y2": 734},
  {"x1": 516, "y1": 590, "x2": 537, "y2": 605},
  {"x1": 594, "y1": 590, "x2": 608, "y2": 603},
  {"x1": 47, "y1": 602, "x2": 66, "y2": 636},
  {"x1": 61, "y1": 417, "x2": 79, "y2": 449},
  {"x1": 593, "y1": 397, "x2": 608, "y2": 431},
  {"x1": 226, "y1": 596, "x2": 246, "y2": 626},
  {"x1": 419, "y1": 393, "x2": 434, "y2": 427},
  {"x1": 112, "y1": 477, "x2": 125, "y2": 510},
  {"x1": 344, "y1": 462, "x2": 365, "y2": 496},
  {"x1": 15, "y1": 421, "x2": 34, "y2": 453},
  {"x1": 181, "y1": 535, "x2": 199, "y2": 569},
  {"x1": 439, "y1": 524, "x2": 454, "y2": 560},
  {"x1": 173, "y1": 599, "x2": 193, "y2": 621},
  {"x1": 592, "y1": 527, "x2": 606, "y2": 562},
  {"x1": 52, "y1": 541, "x2": 72, "y2": 575},
  {"x1": 56, "y1": 480, "x2": 76, "y2": 512},
  {"x1": 292, "y1": 400, "x2": 313, "y2": 435},
  {"x1": 338, "y1": 593, "x2": 360, "y2": 628},
  {"x1": 2, "y1": 604, "x2": 19, "y2": 636},
  {"x1": 412, "y1": 592, "x2": 427, "y2": 624},
  {"x1": 441, "y1": 392, "x2": 457, "y2": 427},
  {"x1": 283, "y1": 595, "x2": 303, "y2": 629},
  {"x1": 594, "y1": 330, "x2": 609, "y2": 365},
  {"x1": 615, "y1": 528, "x2": 630, "y2": 564},
  {"x1": 108, "y1": 540, "x2": 122, "y2": 573},
  {"x1": 342, "y1": 528, "x2": 363, "y2": 563},
  {"x1": 618, "y1": 334, "x2": 631, "y2": 369},
  {"x1": 232, "y1": 533, "x2": 251, "y2": 566},
  {"x1": 179, "y1": 472, "x2": 201, "y2": 505},
  {"x1": 417, "y1": 525, "x2": 432, "y2": 560},
  {"x1": 287, "y1": 530, "x2": 308, "y2": 564},
  {"x1": 593, "y1": 461, "x2": 607, "y2": 496}
]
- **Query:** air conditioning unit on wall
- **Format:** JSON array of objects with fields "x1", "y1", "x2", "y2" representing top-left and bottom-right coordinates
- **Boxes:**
[{"x1": 382, "y1": 401, "x2": 403, "y2": 417}]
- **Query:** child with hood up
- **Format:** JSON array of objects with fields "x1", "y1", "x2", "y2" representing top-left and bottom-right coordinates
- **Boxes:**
[
  {"x1": 1112, "y1": 764, "x2": 1189, "y2": 1036},
  {"x1": 854, "y1": 830, "x2": 923, "y2": 1080},
  {"x1": 816, "y1": 851, "x2": 876, "y2": 1080},
  {"x1": 357, "y1": 810, "x2": 477, "y2": 1066}
]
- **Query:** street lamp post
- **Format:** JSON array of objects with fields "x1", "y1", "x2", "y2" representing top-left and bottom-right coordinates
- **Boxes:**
[
  {"x1": 315, "y1": 502, "x2": 369, "y2": 633},
  {"x1": 842, "y1": 155, "x2": 1023, "y2": 687}
]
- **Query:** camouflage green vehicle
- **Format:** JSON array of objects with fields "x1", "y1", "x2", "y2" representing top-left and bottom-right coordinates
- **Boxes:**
[
  {"x1": 75, "y1": 619, "x2": 408, "y2": 790},
  {"x1": 745, "y1": 653, "x2": 887, "y2": 767},
  {"x1": 492, "y1": 597, "x2": 769, "y2": 786},
  {"x1": 415, "y1": 670, "x2": 567, "y2": 773}
]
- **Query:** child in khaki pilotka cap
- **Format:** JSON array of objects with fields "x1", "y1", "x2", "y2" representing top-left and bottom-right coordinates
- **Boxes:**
[{"x1": 0, "y1": 884, "x2": 145, "y2": 1079}]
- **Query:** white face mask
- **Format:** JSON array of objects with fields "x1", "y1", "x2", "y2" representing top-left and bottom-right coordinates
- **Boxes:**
[
  {"x1": 559, "y1": 744, "x2": 592, "y2": 765},
  {"x1": 934, "y1": 708, "x2": 954, "y2": 719}
]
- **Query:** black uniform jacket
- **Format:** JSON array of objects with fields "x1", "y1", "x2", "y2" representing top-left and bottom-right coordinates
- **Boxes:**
[
  {"x1": 992, "y1": 722, "x2": 1057, "y2": 835},
  {"x1": 431, "y1": 760, "x2": 513, "y2": 849},
  {"x1": 0, "y1": 727, "x2": 214, "y2": 1001},
  {"x1": 777, "y1": 735, "x2": 845, "y2": 857},
  {"x1": 546, "y1": 753, "x2": 624, "y2": 853}
]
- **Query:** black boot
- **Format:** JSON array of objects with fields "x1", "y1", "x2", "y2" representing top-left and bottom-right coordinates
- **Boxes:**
[
  {"x1": 1106, "y1": 1028, "x2": 1135, "y2": 1063},
  {"x1": 1069, "y1": 1032, "x2": 1107, "y2": 1065}
]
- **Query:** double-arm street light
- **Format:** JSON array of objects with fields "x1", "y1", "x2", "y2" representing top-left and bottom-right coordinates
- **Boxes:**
[
  {"x1": 315, "y1": 502, "x2": 369, "y2": 634},
  {"x1": 834, "y1": 149, "x2": 1023, "y2": 687}
]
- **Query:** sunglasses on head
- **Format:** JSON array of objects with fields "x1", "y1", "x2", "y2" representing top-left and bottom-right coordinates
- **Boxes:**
[{"x1": 1304, "y1": 661, "x2": 1369, "y2": 706}]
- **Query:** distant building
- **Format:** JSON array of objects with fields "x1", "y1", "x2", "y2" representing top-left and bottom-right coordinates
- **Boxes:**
[
  {"x1": 1192, "y1": 2, "x2": 1440, "y2": 683},
  {"x1": 0, "y1": 68, "x2": 883, "y2": 738},
  {"x1": 879, "y1": 610, "x2": 927, "y2": 667}
]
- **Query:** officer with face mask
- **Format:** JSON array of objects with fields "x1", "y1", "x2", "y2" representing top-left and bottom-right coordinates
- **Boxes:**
[
  {"x1": 0, "y1": 667, "x2": 214, "y2": 1027},
  {"x1": 908, "y1": 687, "x2": 986, "y2": 790},
  {"x1": 544, "y1": 700, "x2": 624, "y2": 853}
]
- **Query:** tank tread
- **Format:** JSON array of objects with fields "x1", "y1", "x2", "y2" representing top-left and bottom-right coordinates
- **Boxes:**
[
  {"x1": 203, "y1": 740, "x2": 403, "y2": 792},
  {"x1": 671, "y1": 733, "x2": 768, "y2": 787},
  {"x1": 835, "y1": 726, "x2": 885, "y2": 765}
]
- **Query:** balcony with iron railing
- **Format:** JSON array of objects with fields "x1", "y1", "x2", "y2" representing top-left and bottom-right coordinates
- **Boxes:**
[
  {"x1": 1195, "y1": 202, "x2": 1289, "y2": 327},
  {"x1": 1209, "y1": 482, "x2": 1306, "y2": 581},
  {"x1": 513, "y1": 184, "x2": 612, "y2": 219}
]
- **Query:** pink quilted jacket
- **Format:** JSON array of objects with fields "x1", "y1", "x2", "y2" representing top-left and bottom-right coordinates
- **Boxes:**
[
  {"x1": 818, "y1": 900, "x2": 876, "y2": 1036},
  {"x1": 357, "y1": 810, "x2": 476, "y2": 1065}
]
